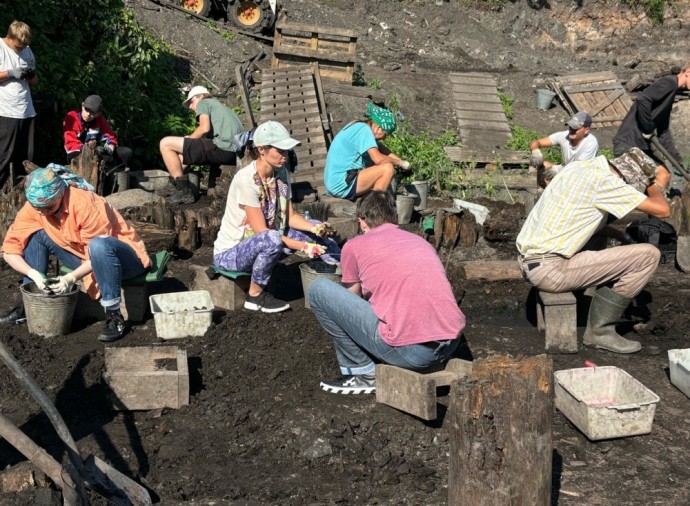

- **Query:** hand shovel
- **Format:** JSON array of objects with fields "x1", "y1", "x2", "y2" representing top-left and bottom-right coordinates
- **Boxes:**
[{"x1": 0, "y1": 340, "x2": 152, "y2": 505}]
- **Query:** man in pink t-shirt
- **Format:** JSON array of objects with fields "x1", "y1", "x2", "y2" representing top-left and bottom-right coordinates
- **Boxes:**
[{"x1": 307, "y1": 191, "x2": 466, "y2": 395}]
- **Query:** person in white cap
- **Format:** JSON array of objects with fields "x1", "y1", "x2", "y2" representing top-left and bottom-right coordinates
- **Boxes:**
[
  {"x1": 529, "y1": 111, "x2": 599, "y2": 186},
  {"x1": 158, "y1": 85, "x2": 245, "y2": 204},
  {"x1": 213, "y1": 121, "x2": 340, "y2": 313}
]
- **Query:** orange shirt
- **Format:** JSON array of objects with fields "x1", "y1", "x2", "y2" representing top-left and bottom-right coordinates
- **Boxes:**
[{"x1": 2, "y1": 187, "x2": 150, "y2": 299}]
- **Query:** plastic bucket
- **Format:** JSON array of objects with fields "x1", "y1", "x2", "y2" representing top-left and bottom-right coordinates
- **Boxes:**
[
  {"x1": 396, "y1": 195, "x2": 416, "y2": 224},
  {"x1": 536, "y1": 89, "x2": 556, "y2": 110},
  {"x1": 300, "y1": 260, "x2": 342, "y2": 309},
  {"x1": 20, "y1": 282, "x2": 78, "y2": 338},
  {"x1": 406, "y1": 181, "x2": 428, "y2": 210}
]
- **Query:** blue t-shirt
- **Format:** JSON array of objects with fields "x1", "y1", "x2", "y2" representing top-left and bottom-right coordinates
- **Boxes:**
[{"x1": 324, "y1": 122, "x2": 377, "y2": 198}]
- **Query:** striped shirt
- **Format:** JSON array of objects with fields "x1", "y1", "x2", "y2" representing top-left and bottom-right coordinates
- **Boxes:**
[{"x1": 516, "y1": 156, "x2": 645, "y2": 258}]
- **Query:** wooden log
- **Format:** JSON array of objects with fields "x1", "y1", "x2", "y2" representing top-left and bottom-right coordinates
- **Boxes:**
[
  {"x1": 459, "y1": 211, "x2": 477, "y2": 247},
  {"x1": 151, "y1": 200, "x2": 175, "y2": 230},
  {"x1": 442, "y1": 212, "x2": 463, "y2": 250},
  {"x1": 448, "y1": 355, "x2": 553, "y2": 506},
  {"x1": 434, "y1": 209, "x2": 446, "y2": 251},
  {"x1": 129, "y1": 221, "x2": 176, "y2": 254},
  {"x1": 177, "y1": 217, "x2": 198, "y2": 251},
  {"x1": 70, "y1": 141, "x2": 101, "y2": 192},
  {"x1": 459, "y1": 260, "x2": 522, "y2": 281}
]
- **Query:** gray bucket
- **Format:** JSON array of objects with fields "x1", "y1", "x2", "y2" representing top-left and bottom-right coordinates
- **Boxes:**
[
  {"x1": 536, "y1": 89, "x2": 556, "y2": 110},
  {"x1": 300, "y1": 260, "x2": 341, "y2": 309},
  {"x1": 20, "y1": 282, "x2": 78, "y2": 337},
  {"x1": 405, "y1": 181, "x2": 428, "y2": 210},
  {"x1": 116, "y1": 171, "x2": 129, "y2": 192},
  {"x1": 396, "y1": 195, "x2": 416, "y2": 224}
]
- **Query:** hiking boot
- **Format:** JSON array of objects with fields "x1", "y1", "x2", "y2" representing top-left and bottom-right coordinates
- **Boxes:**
[
  {"x1": 320, "y1": 374, "x2": 376, "y2": 395},
  {"x1": 583, "y1": 286, "x2": 641, "y2": 354},
  {"x1": 166, "y1": 175, "x2": 196, "y2": 205},
  {"x1": 244, "y1": 292, "x2": 290, "y2": 313},
  {"x1": 155, "y1": 177, "x2": 177, "y2": 197},
  {"x1": 0, "y1": 304, "x2": 25, "y2": 325},
  {"x1": 99, "y1": 311, "x2": 126, "y2": 342}
]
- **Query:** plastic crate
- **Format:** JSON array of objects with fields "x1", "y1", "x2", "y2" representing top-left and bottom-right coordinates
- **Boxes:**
[
  {"x1": 668, "y1": 349, "x2": 690, "y2": 399},
  {"x1": 149, "y1": 290, "x2": 214, "y2": 339},
  {"x1": 554, "y1": 366, "x2": 659, "y2": 441}
]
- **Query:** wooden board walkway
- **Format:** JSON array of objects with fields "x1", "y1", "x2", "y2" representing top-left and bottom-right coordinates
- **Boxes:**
[
  {"x1": 449, "y1": 72, "x2": 512, "y2": 151},
  {"x1": 260, "y1": 64, "x2": 331, "y2": 195},
  {"x1": 550, "y1": 71, "x2": 633, "y2": 128}
]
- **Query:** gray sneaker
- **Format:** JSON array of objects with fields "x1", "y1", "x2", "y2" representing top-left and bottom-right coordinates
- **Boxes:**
[
  {"x1": 320, "y1": 374, "x2": 376, "y2": 394},
  {"x1": 244, "y1": 292, "x2": 290, "y2": 313}
]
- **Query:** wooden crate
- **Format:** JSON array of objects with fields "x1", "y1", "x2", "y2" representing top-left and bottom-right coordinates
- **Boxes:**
[
  {"x1": 271, "y1": 20, "x2": 357, "y2": 83},
  {"x1": 104, "y1": 346, "x2": 189, "y2": 410},
  {"x1": 550, "y1": 71, "x2": 633, "y2": 128}
]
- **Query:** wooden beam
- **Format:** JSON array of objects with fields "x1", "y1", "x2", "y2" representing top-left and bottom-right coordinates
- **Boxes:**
[{"x1": 458, "y1": 260, "x2": 523, "y2": 281}]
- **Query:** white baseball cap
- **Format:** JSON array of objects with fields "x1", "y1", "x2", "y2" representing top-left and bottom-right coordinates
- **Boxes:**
[
  {"x1": 253, "y1": 121, "x2": 301, "y2": 150},
  {"x1": 182, "y1": 85, "x2": 210, "y2": 109}
]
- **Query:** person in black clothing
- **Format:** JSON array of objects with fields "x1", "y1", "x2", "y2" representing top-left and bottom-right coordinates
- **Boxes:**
[{"x1": 613, "y1": 65, "x2": 690, "y2": 172}]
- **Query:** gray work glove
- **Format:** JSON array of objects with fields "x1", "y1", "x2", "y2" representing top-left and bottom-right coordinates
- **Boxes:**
[
  {"x1": 46, "y1": 273, "x2": 76, "y2": 295},
  {"x1": 6, "y1": 67, "x2": 23, "y2": 79},
  {"x1": 530, "y1": 149, "x2": 544, "y2": 168}
]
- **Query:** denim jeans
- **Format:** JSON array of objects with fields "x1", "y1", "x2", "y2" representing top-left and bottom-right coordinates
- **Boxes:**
[
  {"x1": 23, "y1": 230, "x2": 147, "y2": 308},
  {"x1": 307, "y1": 278, "x2": 458, "y2": 376}
]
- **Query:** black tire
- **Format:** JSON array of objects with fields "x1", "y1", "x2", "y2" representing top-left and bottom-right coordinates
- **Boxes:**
[
  {"x1": 229, "y1": 0, "x2": 272, "y2": 33},
  {"x1": 180, "y1": 0, "x2": 212, "y2": 17}
]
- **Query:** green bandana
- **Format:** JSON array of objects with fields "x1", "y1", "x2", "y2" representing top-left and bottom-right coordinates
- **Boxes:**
[{"x1": 365, "y1": 103, "x2": 396, "y2": 134}]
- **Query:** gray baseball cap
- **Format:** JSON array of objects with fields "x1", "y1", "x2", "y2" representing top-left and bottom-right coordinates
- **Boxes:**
[{"x1": 567, "y1": 111, "x2": 592, "y2": 129}]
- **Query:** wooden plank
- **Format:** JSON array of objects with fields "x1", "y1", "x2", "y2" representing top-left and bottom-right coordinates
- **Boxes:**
[
  {"x1": 275, "y1": 20, "x2": 358, "y2": 39},
  {"x1": 444, "y1": 147, "x2": 529, "y2": 164},
  {"x1": 453, "y1": 101, "x2": 506, "y2": 114},
  {"x1": 451, "y1": 110, "x2": 508, "y2": 122},
  {"x1": 273, "y1": 45, "x2": 355, "y2": 64},
  {"x1": 448, "y1": 75, "x2": 497, "y2": 87},
  {"x1": 450, "y1": 84, "x2": 502, "y2": 95},
  {"x1": 563, "y1": 82, "x2": 621, "y2": 94},
  {"x1": 459, "y1": 260, "x2": 522, "y2": 280},
  {"x1": 456, "y1": 118, "x2": 511, "y2": 132},
  {"x1": 554, "y1": 71, "x2": 617, "y2": 85},
  {"x1": 311, "y1": 63, "x2": 332, "y2": 144},
  {"x1": 589, "y1": 89, "x2": 625, "y2": 118}
]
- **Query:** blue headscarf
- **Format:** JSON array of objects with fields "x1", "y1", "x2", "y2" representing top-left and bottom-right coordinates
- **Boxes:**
[{"x1": 25, "y1": 164, "x2": 95, "y2": 208}]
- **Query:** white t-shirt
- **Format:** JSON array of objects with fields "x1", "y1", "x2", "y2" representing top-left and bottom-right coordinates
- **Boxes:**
[
  {"x1": 548, "y1": 130, "x2": 598, "y2": 166},
  {"x1": 0, "y1": 38, "x2": 36, "y2": 119},
  {"x1": 213, "y1": 161, "x2": 293, "y2": 256}
]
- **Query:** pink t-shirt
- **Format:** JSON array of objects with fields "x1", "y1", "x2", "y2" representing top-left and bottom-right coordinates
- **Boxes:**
[{"x1": 341, "y1": 223, "x2": 465, "y2": 346}]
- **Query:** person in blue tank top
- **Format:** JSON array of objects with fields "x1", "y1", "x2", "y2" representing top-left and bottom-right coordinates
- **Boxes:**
[{"x1": 324, "y1": 103, "x2": 410, "y2": 201}]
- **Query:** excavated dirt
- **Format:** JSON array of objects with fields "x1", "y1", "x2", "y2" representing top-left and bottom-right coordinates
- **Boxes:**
[{"x1": 2, "y1": 0, "x2": 690, "y2": 504}]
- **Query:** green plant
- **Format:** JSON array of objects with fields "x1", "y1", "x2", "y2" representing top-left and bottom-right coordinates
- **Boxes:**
[
  {"x1": 621, "y1": 0, "x2": 672, "y2": 25},
  {"x1": 205, "y1": 21, "x2": 236, "y2": 42},
  {"x1": 599, "y1": 147, "x2": 615, "y2": 160},
  {"x1": 368, "y1": 78, "x2": 382, "y2": 90},
  {"x1": 352, "y1": 64, "x2": 366, "y2": 87},
  {"x1": 506, "y1": 124, "x2": 561, "y2": 164},
  {"x1": 497, "y1": 91, "x2": 513, "y2": 119}
]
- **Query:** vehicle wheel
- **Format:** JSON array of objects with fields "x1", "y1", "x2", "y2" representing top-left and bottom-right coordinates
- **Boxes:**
[
  {"x1": 230, "y1": 0, "x2": 272, "y2": 33},
  {"x1": 180, "y1": 0, "x2": 212, "y2": 17}
]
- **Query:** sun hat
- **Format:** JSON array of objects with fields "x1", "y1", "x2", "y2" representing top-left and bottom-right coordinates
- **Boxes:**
[
  {"x1": 83, "y1": 95, "x2": 103, "y2": 113},
  {"x1": 182, "y1": 85, "x2": 210, "y2": 109},
  {"x1": 609, "y1": 147, "x2": 658, "y2": 193},
  {"x1": 253, "y1": 121, "x2": 301, "y2": 150},
  {"x1": 567, "y1": 111, "x2": 592, "y2": 129},
  {"x1": 365, "y1": 102, "x2": 396, "y2": 134}
]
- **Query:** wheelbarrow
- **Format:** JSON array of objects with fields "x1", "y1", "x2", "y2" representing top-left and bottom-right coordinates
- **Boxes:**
[{"x1": 0, "y1": 340, "x2": 152, "y2": 505}]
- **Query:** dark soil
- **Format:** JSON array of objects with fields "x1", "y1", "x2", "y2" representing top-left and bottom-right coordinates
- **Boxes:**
[{"x1": 2, "y1": 1, "x2": 690, "y2": 504}]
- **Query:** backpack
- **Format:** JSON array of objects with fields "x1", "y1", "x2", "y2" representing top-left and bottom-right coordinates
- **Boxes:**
[{"x1": 626, "y1": 218, "x2": 678, "y2": 264}]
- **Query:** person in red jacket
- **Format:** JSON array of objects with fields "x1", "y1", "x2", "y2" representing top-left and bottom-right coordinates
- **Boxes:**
[{"x1": 62, "y1": 95, "x2": 132, "y2": 167}]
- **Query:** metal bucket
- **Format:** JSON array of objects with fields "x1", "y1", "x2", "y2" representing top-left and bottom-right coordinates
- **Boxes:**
[
  {"x1": 396, "y1": 195, "x2": 416, "y2": 224},
  {"x1": 20, "y1": 282, "x2": 78, "y2": 338},
  {"x1": 406, "y1": 180, "x2": 428, "y2": 210},
  {"x1": 536, "y1": 89, "x2": 556, "y2": 111},
  {"x1": 300, "y1": 260, "x2": 341, "y2": 309}
]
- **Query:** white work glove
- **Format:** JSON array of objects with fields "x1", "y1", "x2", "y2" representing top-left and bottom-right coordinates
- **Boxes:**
[
  {"x1": 642, "y1": 132, "x2": 654, "y2": 140},
  {"x1": 47, "y1": 273, "x2": 76, "y2": 295},
  {"x1": 310, "y1": 222, "x2": 334, "y2": 238},
  {"x1": 530, "y1": 149, "x2": 544, "y2": 168},
  {"x1": 6, "y1": 67, "x2": 22, "y2": 79},
  {"x1": 27, "y1": 269, "x2": 49, "y2": 292},
  {"x1": 301, "y1": 242, "x2": 326, "y2": 259},
  {"x1": 398, "y1": 160, "x2": 411, "y2": 171}
]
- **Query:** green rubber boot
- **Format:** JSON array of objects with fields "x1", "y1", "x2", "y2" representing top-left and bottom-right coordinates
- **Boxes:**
[{"x1": 582, "y1": 286, "x2": 641, "y2": 354}]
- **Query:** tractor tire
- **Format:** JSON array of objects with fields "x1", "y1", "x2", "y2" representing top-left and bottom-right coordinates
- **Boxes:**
[
  {"x1": 180, "y1": 0, "x2": 212, "y2": 17},
  {"x1": 229, "y1": 0, "x2": 273, "y2": 33}
]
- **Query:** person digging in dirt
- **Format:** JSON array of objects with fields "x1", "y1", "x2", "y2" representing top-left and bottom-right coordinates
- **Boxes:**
[
  {"x1": 0, "y1": 20, "x2": 38, "y2": 188},
  {"x1": 323, "y1": 103, "x2": 411, "y2": 201},
  {"x1": 307, "y1": 191, "x2": 466, "y2": 394},
  {"x1": 213, "y1": 121, "x2": 340, "y2": 313},
  {"x1": 158, "y1": 85, "x2": 245, "y2": 205},
  {"x1": 0, "y1": 165, "x2": 150, "y2": 342},
  {"x1": 516, "y1": 148, "x2": 671, "y2": 354},
  {"x1": 529, "y1": 111, "x2": 599, "y2": 187},
  {"x1": 62, "y1": 94, "x2": 133, "y2": 169},
  {"x1": 613, "y1": 64, "x2": 690, "y2": 189}
]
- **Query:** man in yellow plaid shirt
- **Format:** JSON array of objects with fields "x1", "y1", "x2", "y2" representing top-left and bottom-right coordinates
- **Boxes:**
[{"x1": 516, "y1": 149, "x2": 671, "y2": 354}]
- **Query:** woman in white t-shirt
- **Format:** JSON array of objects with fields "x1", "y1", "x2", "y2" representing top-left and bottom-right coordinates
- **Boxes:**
[{"x1": 213, "y1": 121, "x2": 340, "y2": 313}]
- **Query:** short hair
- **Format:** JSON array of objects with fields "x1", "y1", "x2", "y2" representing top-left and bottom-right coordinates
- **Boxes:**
[
  {"x1": 356, "y1": 191, "x2": 397, "y2": 228},
  {"x1": 7, "y1": 21, "x2": 31, "y2": 47}
]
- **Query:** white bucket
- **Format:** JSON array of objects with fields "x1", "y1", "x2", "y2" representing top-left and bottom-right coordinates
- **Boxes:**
[
  {"x1": 406, "y1": 181, "x2": 428, "y2": 210},
  {"x1": 396, "y1": 195, "x2": 415, "y2": 224}
]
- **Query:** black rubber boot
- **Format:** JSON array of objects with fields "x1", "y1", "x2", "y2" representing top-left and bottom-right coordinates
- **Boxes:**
[
  {"x1": 166, "y1": 175, "x2": 196, "y2": 205},
  {"x1": 582, "y1": 286, "x2": 641, "y2": 354}
]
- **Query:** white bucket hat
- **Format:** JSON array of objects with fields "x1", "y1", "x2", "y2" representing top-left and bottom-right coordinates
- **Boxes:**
[
  {"x1": 253, "y1": 121, "x2": 301, "y2": 150},
  {"x1": 182, "y1": 85, "x2": 210, "y2": 109}
]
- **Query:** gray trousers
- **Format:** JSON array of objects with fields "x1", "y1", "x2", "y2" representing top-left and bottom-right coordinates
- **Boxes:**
[{"x1": 517, "y1": 244, "x2": 660, "y2": 298}]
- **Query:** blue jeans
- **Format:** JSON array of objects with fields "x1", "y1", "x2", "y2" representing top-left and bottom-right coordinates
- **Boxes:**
[
  {"x1": 24, "y1": 230, "x2": 147, "y2": 308},
  {"x1": 307, "y1": 278, "x2": 458, "y2": 375}
]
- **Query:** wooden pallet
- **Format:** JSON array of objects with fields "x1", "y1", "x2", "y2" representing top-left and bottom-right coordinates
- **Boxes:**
[
  {"x1": 449, "y1": 72, "x2": 512, "y2": 151},
  {"x1": 550, "y1": 71, "x2": 633, "y2": 128},
  {"x1": 271, "y1": 20, "x2": 357, "y2": 83},
  {"x1": 260, "y1": 64, "x2": 331, "y2": 194}
]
